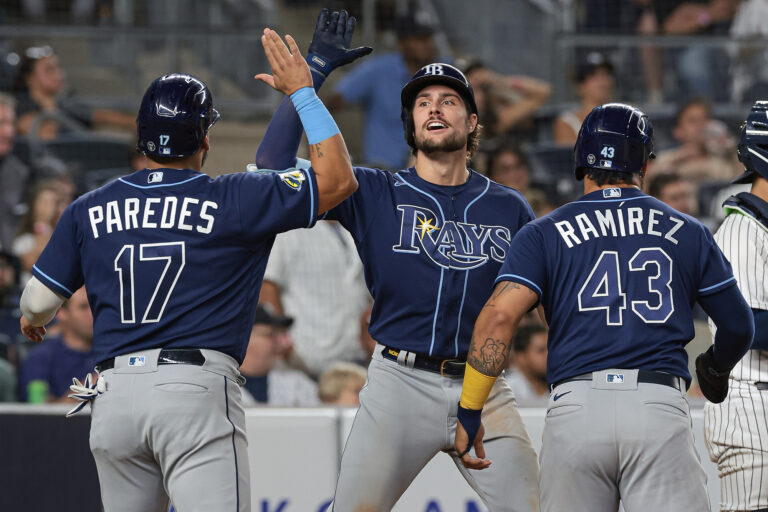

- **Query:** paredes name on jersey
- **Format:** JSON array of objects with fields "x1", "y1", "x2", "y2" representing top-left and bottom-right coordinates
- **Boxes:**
[{"x1": 88, "y1": 196, "x2": 219, "y2": 239}]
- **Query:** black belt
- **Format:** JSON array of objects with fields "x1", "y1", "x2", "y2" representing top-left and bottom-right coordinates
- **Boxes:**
[
  {"x1": 551, "y1": 370, "x2": 682, "y2": 392},
  {"x1": 96, "y1": 349, "x2": 206, "y2": 373},
  {"x1": 756, "y1": 382, "x2": 768, "y2": 390},
  {"x1": 381, "y1": 346, "x2": 465, "y2": 377}
]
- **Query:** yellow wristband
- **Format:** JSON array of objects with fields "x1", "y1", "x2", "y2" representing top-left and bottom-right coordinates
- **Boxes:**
[{"x1": 459, "y1": 364, "x2": 497, "y2": 410}]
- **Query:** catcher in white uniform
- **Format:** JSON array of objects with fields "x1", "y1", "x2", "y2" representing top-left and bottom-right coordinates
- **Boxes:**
[{"x1": 704, "y1": 101, "x2": 768, "y2": 512}]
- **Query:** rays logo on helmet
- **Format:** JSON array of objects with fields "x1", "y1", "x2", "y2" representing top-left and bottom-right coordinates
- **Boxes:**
[
  {"x1": 423, "y1": 64, "x2": 444, "y2": 76},
  {"x1": 587, "y1": 154, "x2": 596, "y2": 165},
  {"x1": 147, "y1": 141, "x2": 156, "y2": 151},
  {"x1": 157, "y1": 104, "x2": 181, "y2": 118},
  {"x1": 278, "y1": 170, "x2": 306, "y2": 191}
]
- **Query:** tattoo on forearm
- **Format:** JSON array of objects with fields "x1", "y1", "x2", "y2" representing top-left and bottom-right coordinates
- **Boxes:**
[
  {"x1": 483, "y1": 281, "x2": 522, "y2": 309},
  {"x1": 309, "y1": 143, "x2": 324, "y2": 158},
  {"x1": 467, "y1": 335, "x2": 509, "y2": 376}
]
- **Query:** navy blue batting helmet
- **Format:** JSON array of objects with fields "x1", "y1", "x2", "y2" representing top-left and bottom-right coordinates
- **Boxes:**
[
  {"x1": 574, "y1": 103, "x2": 655, "y2": 180},
  {"x1": 400, "y1": 63, "x2": 478, "y2": 148},
  {"x1": 733, "y1": 101, "x2": 768, "y2": 184},
  {"x1": 136, "y1": 73, "x2": 220, "y2": 159}
]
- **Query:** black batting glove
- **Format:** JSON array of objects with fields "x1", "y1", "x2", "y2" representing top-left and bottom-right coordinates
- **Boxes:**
[
  {"x1": 306, "y1": 8, "x2": 373, "y2": 77},
  {"x1": 695, "y1": 345, "x2": 730, "y2": 403}
]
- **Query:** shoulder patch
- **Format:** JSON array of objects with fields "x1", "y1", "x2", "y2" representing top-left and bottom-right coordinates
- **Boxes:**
[{"x1": 278, "y1": 170, "x2": 305, "y2": 191}]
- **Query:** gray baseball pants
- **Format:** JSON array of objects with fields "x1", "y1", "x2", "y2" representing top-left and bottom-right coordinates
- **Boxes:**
[
  {"x1": 89, "y1": 349, "x2": 250, "y2": 512},
  {"x1": 331, "y1": 344, "x2": 540, "y2": 512},
  {"x1": 540, "y1": 369, "x2": 710, "y2": 512}
]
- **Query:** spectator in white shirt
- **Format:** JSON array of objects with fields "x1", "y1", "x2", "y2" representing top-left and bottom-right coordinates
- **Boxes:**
[{"x1": 260, "y1": 220, "x2": 372, "y2": 378}]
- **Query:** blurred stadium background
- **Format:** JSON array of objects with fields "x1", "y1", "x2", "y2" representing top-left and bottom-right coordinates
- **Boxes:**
[{"x1": 0, "y1": 0, "x2": 760, "y2": 510}]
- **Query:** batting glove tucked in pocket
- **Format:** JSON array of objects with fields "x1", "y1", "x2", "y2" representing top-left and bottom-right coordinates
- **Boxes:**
[{"x1": 66, "y1": 372, "x2": 106, "y2": 418}]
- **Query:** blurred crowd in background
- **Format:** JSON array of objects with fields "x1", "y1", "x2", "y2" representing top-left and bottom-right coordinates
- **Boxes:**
[{"x1": 0, "y1": 0, "x2": 763, "y2": 405}]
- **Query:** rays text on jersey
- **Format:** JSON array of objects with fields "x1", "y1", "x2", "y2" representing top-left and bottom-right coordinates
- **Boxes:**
[
  {"x1": 392, "y1": 204, "x2": 511, "y2": 269},
  {"x1": 88, "y1": 196, "x2": 219, "y2": 239}
]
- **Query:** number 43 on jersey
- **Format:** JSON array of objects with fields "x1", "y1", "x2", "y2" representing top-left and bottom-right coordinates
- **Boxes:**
[{"x1": 578, "y1": 248, "x2": 673, "y2": 325}]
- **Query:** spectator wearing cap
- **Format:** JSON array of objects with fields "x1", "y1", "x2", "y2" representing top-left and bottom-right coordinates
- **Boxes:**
[
  {"x1": 317, "y1": 362, "x2": 367, "y2": 406},
  {"x1": 648, "y1": 99, "x2": 742, "y2": 185},
  {"x1": 326, "y1": 10, "x2": 443, "y2": 169},
  {"x1": 18, "y1": 286, "x2": 96, "y2": 402},
  {"x1": 504, "y1": 323, "x2": 548, "y2": 401},
  {"x1": 553, "y1": 52, "x2": 616, "y2": 146},
  {"x1": 462, "y1": 60, "x2": 551, "y2": 145},
  {"x1": 12, "y1": 46, "x2": 135, "y2": 139},
  {"x1": 239, "y1": 304, "x2": 318, "y2": 407},
  {"x1": 260, "y1": 220, "x2": 371, "y2": 378},
  {"x1": 0, "y1": 92, "x2": 31, "y2": 253},
  {"x1": 648, "y1": 172, "x2": 698, "y2": 216}
]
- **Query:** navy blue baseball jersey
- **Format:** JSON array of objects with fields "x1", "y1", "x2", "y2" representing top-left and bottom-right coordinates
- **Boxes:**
[
  {"x1": 31, "y1": 167, "x2": 318, "y2": 363},
  {"x1": 497, "y1": 187, "x2": 735, "y2": 385},
  {"x1": 323, "y1": 166, "x2": 534, "y2": 359}
]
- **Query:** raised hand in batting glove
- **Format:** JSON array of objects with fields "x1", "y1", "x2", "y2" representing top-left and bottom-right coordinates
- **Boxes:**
[
  {"x1": 695, "y1": 345, "x2": 730, "y2": 403},
  {"x1": 306, "y1": 8, "x2": 373, "y2": 77}
]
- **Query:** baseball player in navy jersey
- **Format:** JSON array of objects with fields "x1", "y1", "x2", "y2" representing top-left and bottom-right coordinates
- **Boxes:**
[
  {"x1": 454, "y1": 103, "x2": 755, "y2": 512},
  {"x1": 18, "y1": 30, "x2": 356, "y2": 512},
  {"x1": 704, "y1": 101, "x2": 768, "y2": 512},
  {"x1": 254, "y1": 12, "x2": 540, "y2": 511}
]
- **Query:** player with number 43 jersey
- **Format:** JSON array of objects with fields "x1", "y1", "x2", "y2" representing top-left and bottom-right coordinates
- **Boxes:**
[{"x1": 454, "y1": 103, "x2": 754, "y2": 511}]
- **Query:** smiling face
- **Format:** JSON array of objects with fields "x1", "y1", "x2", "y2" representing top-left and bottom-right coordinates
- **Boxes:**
[{"x1": 411, "y1": 84, "x2": 477, "y2": 156}]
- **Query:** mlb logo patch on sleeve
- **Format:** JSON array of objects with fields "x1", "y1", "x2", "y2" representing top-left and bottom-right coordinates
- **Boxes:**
[{"x1": 278, "y1": 170, "x2": 305, "y2": 191}]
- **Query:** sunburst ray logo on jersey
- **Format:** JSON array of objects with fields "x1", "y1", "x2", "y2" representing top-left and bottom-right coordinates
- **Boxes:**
[
  {"x1": 393, "y1": 204, "x2": 511, "y2": 269},
  {"x1": 278, "y1": 170, "x2": 305, "y2": 192}
]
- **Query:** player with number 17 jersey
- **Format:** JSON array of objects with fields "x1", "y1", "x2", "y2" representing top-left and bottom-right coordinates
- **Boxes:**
[
  {"x1": 501, "y1": 186, "x2": 735, "y2": 386},
  {"x1": 31, "y1": 167, "x2": 319, "y2": 364}
]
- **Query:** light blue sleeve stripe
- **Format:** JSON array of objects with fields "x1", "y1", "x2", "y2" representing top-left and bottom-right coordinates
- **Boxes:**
[
  {"x1": 698, "y1": 276, "x2": 736, "y2": 294},
  {"x1": 495, "y1": 273, "x2": 542, "y2": 297},
  {"x1": 32, "y1": 265, "x2": 75, "y2": 296}
]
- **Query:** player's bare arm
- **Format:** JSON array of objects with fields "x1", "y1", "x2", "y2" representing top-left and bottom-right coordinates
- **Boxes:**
[
  {"x1": 454, "y1": 281, "x2": 538, "y2": 470},
  {"x1": 255, "y1": 28, "x2": 357, "y2": 214}
]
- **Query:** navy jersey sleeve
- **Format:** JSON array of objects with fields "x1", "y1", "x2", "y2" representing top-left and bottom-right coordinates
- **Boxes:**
[
  {"x1": 697, "y1": 224, "x2": 737, "y2": 297},
  {"x1": 494, "y1": 223, "x2": 546, "y2": 307},
  {"x1": 237, "y1": 168, "x2": 319, "y2": 240},
  {"x1": 322, "y1": 167, "x2": 390, "y2": 241},
  {"x1": 31, "y1": 203, "x2": 84, "y2": 298}
]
